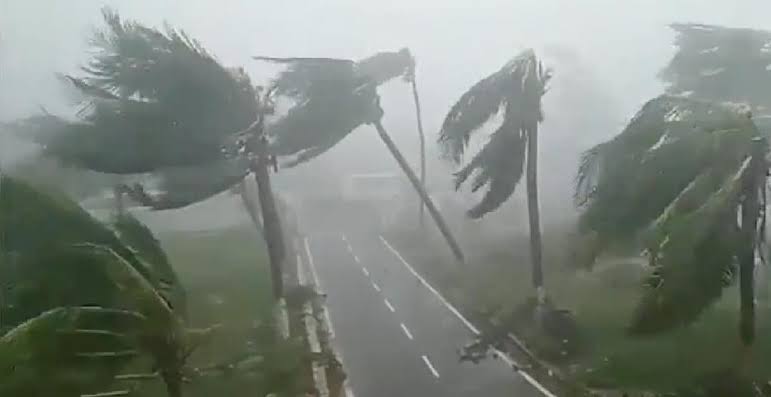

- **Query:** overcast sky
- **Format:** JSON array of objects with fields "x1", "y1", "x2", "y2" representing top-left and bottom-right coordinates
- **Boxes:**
[{"x1": 2, "y1": 0, "x2": 770, "y2": 219}]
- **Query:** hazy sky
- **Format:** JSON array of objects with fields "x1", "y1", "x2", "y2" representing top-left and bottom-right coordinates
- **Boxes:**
[{"x1": 2, "y1": 0, "x2": 770, "y2": 219}]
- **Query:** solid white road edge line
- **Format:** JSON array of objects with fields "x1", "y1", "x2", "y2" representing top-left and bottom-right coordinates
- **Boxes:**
[
  {"x1": 400, "y1": 323, "x2": 414, "y2": 340},
  {"x1": 421, "y1": 355, "x2": 440, "y2": 378},
  {"x1": 379, "y1": 235, "x2": 557, "y2": 397},
  {"x1": 383, "y1": 298, "x2": 396, "y2": 313},
  {"x1": 303, "y1": 237, "x2": 355, "y2": 397}
]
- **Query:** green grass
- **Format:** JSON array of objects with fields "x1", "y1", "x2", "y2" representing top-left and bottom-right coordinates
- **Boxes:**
[
  {"x1": 137, "y1": 225, "x2": 285, "y2": 397},
  {"x1": 386, "y1": 225, "x2": 771, "y2": 393}
]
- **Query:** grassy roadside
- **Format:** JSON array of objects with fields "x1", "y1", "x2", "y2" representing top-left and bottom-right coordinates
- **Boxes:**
[
  {"x1": 137, "y1": 225, "x2": 309, "y2": 396},
  {"x1": 385, "y1": 224, "x2": 771, "y2": 394}
]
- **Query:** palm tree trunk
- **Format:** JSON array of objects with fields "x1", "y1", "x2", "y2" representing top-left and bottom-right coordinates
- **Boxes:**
[
  {"x1": 252, "y1": 136, "x2": 290, "y2": 339},
  {"x1": 525, "y1": 126, "x2": 545, "y2": 304},
  {"x1": 372, "y1": 120, "x2": 465, "y2": 264},
  {"x1": 238, "y1": 179, "x2": 263, "y2": 234},
  {"x1": 739, "y1": 148, "x2": 764, "y2": 347},
  {"x1": 410, "y1": 77, "x2": 427, "y2": 227}
]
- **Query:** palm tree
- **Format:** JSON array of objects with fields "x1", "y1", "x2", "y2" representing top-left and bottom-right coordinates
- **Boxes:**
[
  {"x1": 7, "y1": 9, "x2": 290, "y2": 334},
  {"x1": 256, "y1": 49, "x2": 465, "y2": 263},
  {"x1": 438, "y1": 49, "x2": 551, "y2": 302},
  {"x1": 575, "y1": 95, "x2": 768, "y2": 349}
]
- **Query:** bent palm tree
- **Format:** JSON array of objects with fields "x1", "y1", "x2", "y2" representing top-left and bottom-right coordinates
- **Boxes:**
[
  {"x1": 439, "y1": 49, "x2": 551, "y2": 300},
  {"x1": 7, "y1": 9, "x2": 289, "y2": 328},
  {"x1": 256, "y1": 49, "x2": 465, "y2": 263},
  {"x1": 575, "y1": 95, "x2": 768, "y2": 347}
]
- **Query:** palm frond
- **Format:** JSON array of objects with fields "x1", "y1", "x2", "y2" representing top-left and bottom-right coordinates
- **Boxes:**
[
  {"x1": 354, "y1": 48, "x2": 414, "y2": 86},
  {"x1": 574, "y1": 144, "x2": 604, "y2": 206},
  {"x1": 0, "y1": 175, "x2": 152, "y2": 282},
  {"x1": 123, "y1": 158, "x2": 250, "y2": 210},
  {"x1": 0, "y1": 307, "x2": 144, "y2": 397},
  {"x1": 258, "y1": 48, "x2": 412, "y2": 165},
  {"x1": 266, "y1": 78, "x2": 381, "y2": 166},
  {"x1": 438, "y1": 49, "x2": 548, "y2": 163},
  {"x1": 455, "y1": 106, "x2": 527, "y2": 218},
  {"x1": 576, "y1": 95, "x2": 757, "y2": 243},
  {"x1": 112, "y1": 212, "x2": 186, "y2": 315},
  {"x1": 17, "y1": 8, "x2": 258, "y2": 174},
  {"x1": 661, "y1": 23, "x2": 771, "y2": 110},
  {"x1": 630, "y1": 158, "x2": 751, "y2": 334}
]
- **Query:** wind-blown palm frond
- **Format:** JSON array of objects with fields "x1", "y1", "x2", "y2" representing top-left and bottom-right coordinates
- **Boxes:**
[
  {"x1": 441, "y1": 50, "x2": 551, "y2": 218},
  {"x1": 113, "y1": 212, "x2": 186, "y2": 315},
  {"x1": 0, "y1": 175, "x2": 153, "y2": 283},
  {"x1": 575, "y1": 95, "x2": 768, "y2": 333},
  {"x1": 454, "y1": 106, "x2": 527, "y2": 218},
  {"x1": 122, "y1": 158, "x2": 250, "y2": 210},
  {"x1": 661, "y1": 23, "x2": 771, "y2": 111},
  {"x1": 10, "y1": 8, "x2": 258, "y2": 174},
  {"x1": 0, "y1": 306, "x2": 145, "y2": 397},
  {"x1": 576, "y1": 95, "x2": 757, "y2": 242},
  {"x1": 439, "y1": 49, "x2": 549, "y2": 163},
  {"x1": 258, "y1": 49, "x2": 413, "y2": 166},
  {"x1": 631, "y1": 159, "x2": 749, "y2": 334}
]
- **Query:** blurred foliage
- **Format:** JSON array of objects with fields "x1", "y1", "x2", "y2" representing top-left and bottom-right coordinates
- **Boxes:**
[
  {"x1": 0, "y1": 175, "x2": 190, "y2": 396},
  {"x1": 5, "y1": 8, "x2": 258, "y2": 212},
  {"x1": 257, "y1": 49, "x2": 413, "y2": 167},
  {"x1": 439, "y1": 49, "x2": 551, "y2": 218},
  {"x1": 575, "y1": 95, "x2": 767, "y2": 335},
  {"x1": 661, "y1": 23, "x2": 771, "y2": 113}
]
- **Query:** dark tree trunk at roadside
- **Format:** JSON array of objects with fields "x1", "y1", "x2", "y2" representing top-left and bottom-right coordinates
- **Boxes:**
[
  {"x1": 252, "y1": 136, "x2": 286, "y2": 300},
  {"x1": 525, "y1": 125, "x2": 545, "y2": 303},
  {"x1": 739, "y1": 143, "x2": 764, "y2": 347},
  {"x1": 238, "y1": 180, "x2": 263, "y2": 234},
  {"x1": 410, "y1": 77, "x2": 427, "y2": 227},
  {"x1": 372, "y1": 120, "x2": 465, "y2": 264}
]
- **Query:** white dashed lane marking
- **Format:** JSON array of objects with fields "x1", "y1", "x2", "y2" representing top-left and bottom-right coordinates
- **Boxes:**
[
  {"x1": 379, "y1": 235, "x2": 558, "y2": 397},
  {"x1": 421, "y1": 355, "x2": 440, "y2": 378},
  {"x1": 400, "y1": 323, "x2": 414, "y2": 340},
  {"x1": 362, "y1": 267, "x2": 370, "y2": 277},
  {"x1": 372, "y1": 282, "x2": 381, "y2": 292},
  {"x1": 383, "y1": 298, "x2": 396, "y2": 313}
]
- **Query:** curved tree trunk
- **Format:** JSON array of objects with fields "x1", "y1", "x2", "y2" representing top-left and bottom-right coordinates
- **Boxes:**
[
  {"x1": 238, "y1": 179, "x2": 263, "y2": 234},
  {"x1": 372, "y1": 120, "x2": 465, "y2": 264},
  {"x1": 739, "y1": 146, "x2": 765, "y2": 348},
  {"x1": 252, "y1": 137, "x2": 290, "y2": 339},
  {"x1": 410, "y1": 77, "x2": 427, "y2": 227},
  {"x1": 525, "y1": 126, "x2": 545, "y2": 304}
]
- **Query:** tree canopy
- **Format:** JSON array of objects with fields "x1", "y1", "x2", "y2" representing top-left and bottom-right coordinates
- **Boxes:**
[
  {"x1": 661, "y1": 23, "x2": 771, "y2": 113},
  {"x1": 439, "y1": 49, "x2": 551, "y2": 218},
  {"x1": 257, "y1": 49, "x2": 414, "y2": 167},
  {"x1": 6, "y1": 8, "x2": 259, "y2": 211},
  {"x1": 575, "y1": 95, "x2": 768, "y2": 334}
]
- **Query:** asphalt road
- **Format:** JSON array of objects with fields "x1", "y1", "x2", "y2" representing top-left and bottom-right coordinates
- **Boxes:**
[{"x1": 301, "y1": 230, "x2": 548, "y2": 397}]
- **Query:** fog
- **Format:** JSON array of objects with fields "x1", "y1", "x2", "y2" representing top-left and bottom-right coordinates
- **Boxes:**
[{"x1": 3, "y1": 0, "x2": 771, "y2": 225}]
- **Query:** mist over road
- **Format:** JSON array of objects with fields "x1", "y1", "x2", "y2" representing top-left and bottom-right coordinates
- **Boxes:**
[{"x1": 302, "y1": 226, "x2": 546, "y2": 397}]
